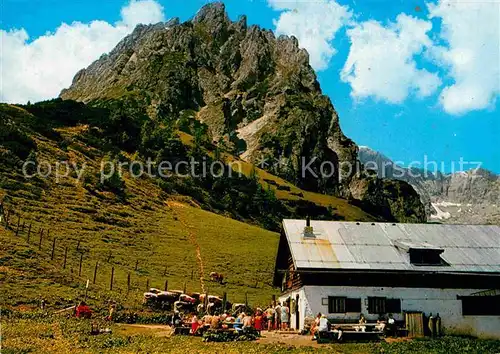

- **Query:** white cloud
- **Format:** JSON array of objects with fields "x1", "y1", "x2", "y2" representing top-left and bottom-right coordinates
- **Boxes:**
[
  {"x1": 268, "y1": 0, "x2": 352, "y2": 71},
  {"x1": 428, "y1": 0, "x2": 500, "y2": 115},
  {"x1": 0, "y1": 0, "x2": 165, "y2": 104},
  {"x1": 341, "y1": 14, "x2": 441, "y2": 104},
  {"x1": 120, "y1": 0, "x2": 164, "y2": 28}
]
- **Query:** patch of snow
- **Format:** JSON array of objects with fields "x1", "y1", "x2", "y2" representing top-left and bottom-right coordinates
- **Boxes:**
[
  {"x1": 433, "y1": 201, "x2": 462, "y2": 207},
  {"x1": 430, "y1": 203, "x2": 451, "y2": 220}
]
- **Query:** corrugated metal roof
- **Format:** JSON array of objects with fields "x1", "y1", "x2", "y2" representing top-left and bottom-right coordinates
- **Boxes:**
[{"x1": 282, "y1": 220, "x2": 500, "y2": 273}]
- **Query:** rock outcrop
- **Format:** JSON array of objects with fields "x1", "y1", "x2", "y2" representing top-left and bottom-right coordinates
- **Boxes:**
[
  {"x1": 61, "y1": 3, "x2": 425, "y2": 223},
  {"x1": 358, "y1": 146, "x2": 500, "y2": 224}
]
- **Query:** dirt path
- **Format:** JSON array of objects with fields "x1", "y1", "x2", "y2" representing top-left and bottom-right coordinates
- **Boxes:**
[
  {"x1": 116, "y1": 324, "x2": 173, "y2": 337},
  {"x1": 167, "y1": 201, "x2": 206, "y2": 293},
  {"x1": 256, "y1": 331, "x2": 323, "y2": 348}
]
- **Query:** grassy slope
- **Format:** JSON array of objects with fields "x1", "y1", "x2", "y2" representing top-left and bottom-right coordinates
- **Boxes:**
[
  {"x1": 178, "y1": 131, "x2": 374, "y2": 221},
  {"x1": 0, "y1": 106, "x2": 278, "y2": 309},
  {"x1": 1, "y1": 104, "x2": 371, "y2": 312}
]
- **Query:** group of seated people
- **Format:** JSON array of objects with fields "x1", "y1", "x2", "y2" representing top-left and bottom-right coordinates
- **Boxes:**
[
  {"x1": 310, "y1": 312, "x2": 398, "y2": 340},
  {"x1": 355, "y1": 313, "x2": 396, "y2": 333},
  {"x1": 174, "y1": 308, "x2": 267, "y2": 335}
]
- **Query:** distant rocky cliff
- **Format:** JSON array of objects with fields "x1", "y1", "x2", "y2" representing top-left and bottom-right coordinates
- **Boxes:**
[
  {"x1": 61, "y1": 2, "x2": 425, "y2": 223},
  {"x1": 358, "y1": 146, "x2": 500, "y2": 224}
]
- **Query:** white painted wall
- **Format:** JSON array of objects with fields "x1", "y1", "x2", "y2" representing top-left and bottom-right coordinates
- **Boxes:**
[
  {"x1": 278, "y1": 288, "x2": 307, "y2": 330},
  {"x1": 279, "y1": 286, "x2": 500, "y2": 339}
]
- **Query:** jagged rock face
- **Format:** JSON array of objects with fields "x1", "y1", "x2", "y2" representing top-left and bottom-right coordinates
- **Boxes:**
[
  {"x1": 60, "y1": 3, "x2": 357, "y2": 195},
  {"x1": 358, "y1": 146, "x2": 500, "y2": 224},
  {"x1": 61, "y1": 3, "x2": 425, "y2": 222},
  {"x1": 349, "y1": 176, "x2": 427, "y2": 223}
]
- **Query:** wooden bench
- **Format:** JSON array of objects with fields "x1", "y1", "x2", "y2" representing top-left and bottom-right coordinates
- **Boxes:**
[
  {"x1": 341, "y1": 330, "x2": 383, "y2": 342},
  {"x1": 331, "y1": 323, "x2": 384, "y2": 332},
  {"x1": 397, "y1": 328, "x2": 408, "y2": 337},
  {"x1": 315, "y1": 323, "x2": 384, "y2": 343},
  {"x1": 174, "y1": 326, "x2": 191, "y2": 335},
  {"x1": 316, "y1": 330, "x2": 341, "y2": 343}
]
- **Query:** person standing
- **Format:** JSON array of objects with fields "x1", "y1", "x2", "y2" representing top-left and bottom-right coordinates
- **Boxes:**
[
  {"x1": 265, "y1": 305, "x2": 275, "y2": 331},
  {"x1": 254, "y1": 309, "x2": 264, "y2": 334},
  {"x1": 428, "y1": 313, "x2": 435, "y2": 338},
  {"x1": 274, "y1": 302, "x2": 281, "y2": 331},
  {"x1": 106, "y1": 302, "x2": 116, "y2": 321},
  {"x1": 281, "y1": 302, "x2": 290, "y2": 331},
  {"x1": 435, "y1": 313, "x2": 442, "y2": 337}
]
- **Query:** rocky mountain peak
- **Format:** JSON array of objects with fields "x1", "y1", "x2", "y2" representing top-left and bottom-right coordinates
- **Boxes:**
[
  {"x1": 193, "y1": 2, "x2": 229, "y2": 25},
  {"x1": 59, "y1": 4, "x2": 426, "y2": 223}
]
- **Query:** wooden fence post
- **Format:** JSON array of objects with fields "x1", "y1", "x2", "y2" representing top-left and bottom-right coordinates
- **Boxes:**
[
  {"x1": 164, "y1": 279, "x2": 168, "y2": 291},
  {"x1": 38, "y1": 229, "x2": 43, "y2": 250},
  {"x1": 127, "y1": 272, "x2": 131, "y2": 291},
  {"x1": 78, "y1": 253, "x2": 83, "y2": 276},
  {"x1": 93, "y1": 261, "x2": 98, "y2": 284},
  {"x1": 51, "y1": 237, "x2": 56, "y2": 260},
  {"x1": 5, "y1": 209, "x2": 10, "y2": 227},
  {"x1": 27, "y1": 224, "x2": 32, "y2": 243},
  {"x1": 204, "y1": 287, "x2": 209, "y2": 311},
  {"x1": 146, "y1": 279, "x2": 149, "y2": 291},
  {"x1": 63, "y1": 246, "x2": 68, "y2": 269},
  {"x1": 245, "y1": 292, "x2": 248, "y2": 307},
  {"x1": 15, "y1": 215, "x2": 21, "y2": 236},
  {"x1": 110, "y1": 267, "x2": 114, "y2": 291}
]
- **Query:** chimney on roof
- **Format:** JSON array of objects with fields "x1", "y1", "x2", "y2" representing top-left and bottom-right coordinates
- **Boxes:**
[{"x1": 303, "y1": 216, "x2": 314, "y2": 238}]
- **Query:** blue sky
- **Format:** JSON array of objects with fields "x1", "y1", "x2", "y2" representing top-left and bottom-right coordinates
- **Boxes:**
[{"x1": 2, "y1": 0, "x2": 499, "y2": 173}]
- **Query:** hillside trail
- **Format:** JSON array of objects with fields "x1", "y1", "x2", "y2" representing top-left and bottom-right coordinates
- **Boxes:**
[{"x1": 167, "y1": 201, "x2": 206, "y2": 294}]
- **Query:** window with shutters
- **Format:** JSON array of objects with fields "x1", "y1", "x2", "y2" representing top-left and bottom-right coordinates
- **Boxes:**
[
  {"x1": 368, "y1": 297, "x2": 386, "y2": 314},
  {"x1": 368, "y1": 297, "x2": 401, "y2": 314},
  {"x1": 328, "y1": 297, "x2": 362, "y2": 313},
  {"x1": 328, "y1": 297, "x2": 345, "y2": 313}
]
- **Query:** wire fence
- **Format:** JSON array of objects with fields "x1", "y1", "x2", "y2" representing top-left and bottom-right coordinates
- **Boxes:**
[
  {"x1": 0, "y1": 202, "x2": 201, "y2": 298},
  {"x1": 0, "y1": 202, "x2": 261, "y2": 310}
]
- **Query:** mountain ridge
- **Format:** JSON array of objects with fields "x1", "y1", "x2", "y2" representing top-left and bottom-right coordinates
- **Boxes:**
[
  {"x1": 358, "y1": 146, "x2": 500, "y2": 224},
  {"x1": 59, "y1": 2, "x2": 426, "y2": 223}
]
